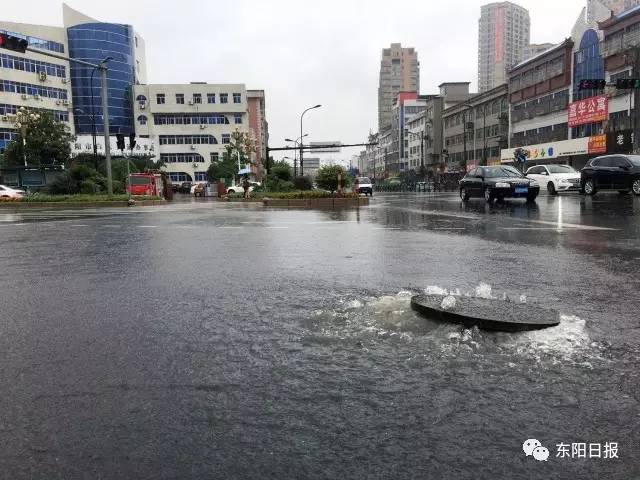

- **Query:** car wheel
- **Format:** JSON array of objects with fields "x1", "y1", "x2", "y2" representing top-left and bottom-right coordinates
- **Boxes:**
[
  {"x1": 484, "y1": 187, "x2": 494, "y2": 203},
  {"x1": 583, "y1": 179, "x2": 596, "y2": 196},
  {"x1": 526, "y1": 193, "x2": 538, "y2": 202},
  {"x1": 633, "y1": 179, "x2": 640, "y2": 196},
  {"x1": 460, "y1": 187, "x2": 470, "y2": 202},
  {"x1": 547, "y1": 182, "x2": 557, "y2": 195}
]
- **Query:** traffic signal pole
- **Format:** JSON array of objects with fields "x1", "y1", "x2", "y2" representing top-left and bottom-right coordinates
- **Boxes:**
[{"x1": 99, "y1": 63, "x2": 113, "y2": 195}]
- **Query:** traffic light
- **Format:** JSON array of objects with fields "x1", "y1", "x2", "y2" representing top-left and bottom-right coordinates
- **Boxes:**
[
  {"x1": 578, "y1": 79, "x2": 606, "y2": 90},
  {"x1": 0, "y1": 33, "x2": 28, "y2": 53},
  {"x1": 615, "y1": 78, "x2": 640, "y2": 89},
  {"x1": 116, "y1": 133, "x2": 125, "y2": 151},
  {"x1": 129, "y1": 133, "x2": 136, "y2": 150}
]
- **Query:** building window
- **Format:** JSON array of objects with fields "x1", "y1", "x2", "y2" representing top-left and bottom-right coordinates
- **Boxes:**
[
  {"x1": 220, "y1": 93, "x2": 228, "y2": 104},
  {"x1": 194, "y1": 172, "x2": 208, "y2": 182},
  {"x1": 234, "y1": 113, "x2": 242, "y2": 124},
  {"x1": 156, "y1": 93, "x2": 165, "y2": 104},
  {"x1": 160, "y1": 153, "x2": 205, "y2": 163},
  {"x1": 210, "y1": 152, "x2": 219, "y2": 162},
  {"x1": 207, "y1": 93, "x2": 216, "y2": 104},
  {"x1": 233, "y1": 93, "x2": 241, "y2": 103},
  {"x1": 137, "y1": 115, "x2": 147, "y2": 125},
  {"x1": 0, "y1": 80, "x2": 68, "y2": 99},
  {"x1": 222, "y1": 133, "x2": 230, "y2": 144},
  {"x1": 193, "y1": 93, "x2": 202, "y2": 104},
  {"x1": 153, "y1": 113, "x2": 230, "y2": 125},
  {"x1": 159, "y1": 135, "x2": 218, "y2": 145},
  {"x1": 176, "y1": 93, "x2": 184, "y2": 104}
]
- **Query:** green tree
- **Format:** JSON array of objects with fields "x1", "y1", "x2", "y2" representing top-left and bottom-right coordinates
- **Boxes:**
[
  {"x1": 207, "y1": 129, "x2": 256, "y2": 184},
  {"x1": 315, "y1": 165, "x2": 350, "y2": 193},
  {"x1": 3, "y1": 109, "x2": 74, "y2": 167}
]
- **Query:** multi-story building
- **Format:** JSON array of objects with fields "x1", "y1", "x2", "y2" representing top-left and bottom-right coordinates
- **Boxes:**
[
  {"x1": 589, "y1": 0, "x2": 640, "y2": 20},
  {"x1": 133, "y1": 83, "x2": 251, "y2": 185},
  {"x1": 0, "y1": 4, "x2": 146, "y2": 155},
  {"x1": 247, "y1": 90, "x2": 267, "y2": 181},
  {"x1": 378, "y1": 43, "x2": 419, "y2": 131},
  {"x1": 522, "y1": 43, "x2": 556, "y2": 61},
  {"x1": 442, "y1": 84, "x2": 509, "y2": 171},
  {"x1": 478, "y1": 2, "x2": 530, "y2": 93},
  {"x1": 376, "y1": 127, "x2": 393, "y2": 178},
  {"x1": 386, "y1": 92, "x2": 427, "y2": 173},
  {"x1": 503, "y1": 2, "x2": 618, "y2": 168}
]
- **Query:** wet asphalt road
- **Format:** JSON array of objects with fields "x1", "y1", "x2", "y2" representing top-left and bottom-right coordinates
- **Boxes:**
[{"x1": 0, "y1": 192, "x2": 639, "y2": 479}]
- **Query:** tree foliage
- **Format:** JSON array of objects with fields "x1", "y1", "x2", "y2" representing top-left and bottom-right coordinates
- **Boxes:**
[
  {"x1": 3, "y1": 110, "x2": 74, "y2": 167},
  {"x1": 315, "y1": 165, "x2": 350, "y2": 193},
  {"x1": 207, "y1": 129, "x2": 257, "y2": 183}
]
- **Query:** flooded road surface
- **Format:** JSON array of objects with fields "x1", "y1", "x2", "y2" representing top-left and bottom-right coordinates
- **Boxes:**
[{"x1": 1, "y1": 192, "x2": 639, "y2": 479}]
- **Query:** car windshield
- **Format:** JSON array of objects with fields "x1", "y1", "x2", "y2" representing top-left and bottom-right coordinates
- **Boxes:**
[
  {"x1": 482, "y1": 166, "x2": 523, "y2": 178},
  {"x1": 358, "y1": 177, "x2": 371, "y2": 183},
  {"x1": 129, "y1": 176, "x2": 152, "y2": 185},
  {"x1": 626, "y1": 155, "x2": 640, "y2": 166},
  {"x1": 547, "y1": 165, "x2": 577, "y2": 173}
]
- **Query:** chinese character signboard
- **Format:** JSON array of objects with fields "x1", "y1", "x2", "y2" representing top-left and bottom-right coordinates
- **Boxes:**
[
  {"x1": 587, "y1": 134, "x2": 606, "y2": 154},
  {"x1": 606, "y1": 129, "x2": 633, "y2": 154},
  {"x1": 567, "y1": 95, "x2": 608, "y2": 127}
]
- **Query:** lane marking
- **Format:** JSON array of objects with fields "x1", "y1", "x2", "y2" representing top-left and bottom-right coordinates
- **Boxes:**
[{"x1": 137, "y1": 225, "x2": 157, "y2": 228}]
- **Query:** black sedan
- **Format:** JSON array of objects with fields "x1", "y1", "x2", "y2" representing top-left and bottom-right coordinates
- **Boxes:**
[{"x1": 459, "y1": 165, "x2": 540, "y2": 203}]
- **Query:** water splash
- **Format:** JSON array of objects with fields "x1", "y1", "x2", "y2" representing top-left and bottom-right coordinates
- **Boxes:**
[
  {"x1": 441, "y1": 295, "x2": 457, "y2": 310},
  {"x1": 474, "y1": 282, "x2": 495, "y2": 299}
]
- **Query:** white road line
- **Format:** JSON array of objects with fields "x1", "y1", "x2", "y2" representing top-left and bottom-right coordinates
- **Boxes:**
[
  {"x1": 70, "y1": 224, "x2": 89, "y2": 227},
  {"x1": 137, "y1": 225, "x2": 157, "y2": 228},
  {"x1": 266, "y1": 226, "x2": 289, "y2": 229}
]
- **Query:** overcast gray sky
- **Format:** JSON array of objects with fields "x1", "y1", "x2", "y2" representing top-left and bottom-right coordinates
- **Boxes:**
[{"x1": 4, "y1": 0, "x2": 586, "y2": 161}]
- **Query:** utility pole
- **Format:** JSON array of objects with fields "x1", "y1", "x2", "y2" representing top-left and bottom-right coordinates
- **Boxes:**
[
  {"x1": 463, "y1": 111, "x2": 467, "y2": 171},
  {"x1": 634, "y1": 47, "x2": 640, "y2": 153},
  {"x1": 100, "y1": 63, "x2": 113, "y2": 195},
  {"x1": 482, "y1": 104, "x2": 487, "y2": 166}
]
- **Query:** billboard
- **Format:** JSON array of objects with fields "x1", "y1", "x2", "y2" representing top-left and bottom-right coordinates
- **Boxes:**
[
  {"x1": 309, "y1": 141, "x2": 342, "y2": 153},
  {"x1": 501, "y1": 135, "x2": 607, "y2": 162},
  {"x1": 567, "y1": 95, "x2": 608, "y2": 127}
]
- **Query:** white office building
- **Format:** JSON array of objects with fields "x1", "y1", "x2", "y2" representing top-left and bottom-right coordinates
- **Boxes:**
[{"x1": 133, "y1": 83, "x2": 251, "y2": 184}]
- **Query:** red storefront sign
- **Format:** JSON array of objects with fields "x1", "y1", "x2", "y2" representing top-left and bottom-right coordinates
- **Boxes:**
[
  {"x1": 588, "y1": 134, "x2": 607, "y2": 154},
  {"x1": 568, "y1": 95, "x2": 608, "y2": 127}
]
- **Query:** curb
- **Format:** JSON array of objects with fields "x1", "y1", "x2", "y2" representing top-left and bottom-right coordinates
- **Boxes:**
[{"x1": 0, "y1": 199, "x2": 166, "y2": 210}]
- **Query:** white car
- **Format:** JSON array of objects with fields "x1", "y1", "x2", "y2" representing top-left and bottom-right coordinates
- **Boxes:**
[
  {"x1": 226, "y1": 181, "x2": 259, "y2": 194},
  {"x1": 0, "y1": 185, "x2": 25, "y2": 199},
  {"x1": 525, "y1": 164, "x2": 581, "y2": 195}
]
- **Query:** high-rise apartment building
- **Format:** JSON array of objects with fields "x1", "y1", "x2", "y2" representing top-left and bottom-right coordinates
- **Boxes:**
[
  {"x1": 377, "y1": 43, "x2": 419, "y2": 131},
  {"x1": 588, "y1": 0, "x2": 640, "y2": 20},
  {"x1": 478, "y1": 2, "x2": 530, "y2": 92}
]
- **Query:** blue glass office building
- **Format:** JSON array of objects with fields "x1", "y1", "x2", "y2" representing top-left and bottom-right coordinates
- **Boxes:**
[{"x1": 67, "y1": 23, "x2": 136, "y2": 135}]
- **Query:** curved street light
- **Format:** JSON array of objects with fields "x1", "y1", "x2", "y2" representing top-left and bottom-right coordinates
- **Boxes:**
[
  {"x1": 285, "y1": 134, "x2": 307, "y2": 177},
  {"x1": 299, "y1": 104, "x2": 321, "y2": 176}
]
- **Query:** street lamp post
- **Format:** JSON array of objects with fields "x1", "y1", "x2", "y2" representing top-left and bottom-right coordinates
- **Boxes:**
[
  {"x1": 285, "y1": 134, "x2": 307, "y2": 178},
  {"x1": 14, "y1": 107, "x2": 40, "y2": 168},
  {"x1": 299, "y1": 104, "x2": 321, "y2": 177}
]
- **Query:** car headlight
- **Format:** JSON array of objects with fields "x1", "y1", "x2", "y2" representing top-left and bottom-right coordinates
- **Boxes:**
[
  {"x1": 495, "y1": 182, "x2": 511, "y2": 188},
  {"x1": 529, "y1": 181, "x2": 539, "y2": 187},
  {"x1": 558, "y1": 179, "x2": 569, "y2": 184}
]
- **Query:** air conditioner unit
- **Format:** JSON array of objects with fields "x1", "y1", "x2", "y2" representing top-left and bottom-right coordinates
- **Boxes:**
[
  {"x1": 21, "y1": 94, "x2": 28, "y2": 100},
  {"x1": 188, "y1": 100, "x2": 194, "y2": 105},
  {"x1": 38, "y1": 71, "x2": 47, "y2": 81},
  {"x1": 61, "y1": 78, "x2": 68, "y2": 84},
  {"x1": 55, "y1": 100, "x2": 61, "y2": 105},
  {"x1": 1, "y1": 116, "x2": 8, "y2": 121},
  {"x1": 33, "y1": 94, "x2": 40, "y2": 100},
  {"x1": 140, "y1": 103, "x2": 146, "y2": 110},
  {"x1": 63, "y1": 99, "x2": 69, "y2": 106},
  {"x1": 199, "y1": 124, "x2": 206, "y2": 130},
  {"x1": 190, "y1": 145, "x2": 196, "y2": 150}
]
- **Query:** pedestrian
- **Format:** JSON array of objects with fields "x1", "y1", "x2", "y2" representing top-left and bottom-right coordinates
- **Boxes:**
[
  {"x1": 353, "y1": 176, "x2": 359, "y2": 195},
  {"x1": 242, "y1": 175, "x2": 250, "y2": 199}
]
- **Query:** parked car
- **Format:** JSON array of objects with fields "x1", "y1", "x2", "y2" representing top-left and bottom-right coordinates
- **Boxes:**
[
  {"x1": 355, "y1": 176, "x2": 373, "y2": 196},
  {"x1": 226, "y1": 182, "x2": 259, "y2": 194},
  {"x1": 581, "y1": 154, "x2": 640, "y2": 196},
  {"x1": 525, "y1": 164, "x2": 581, "y2": 195},
  {"x1": 0, "y1": 184, "x2": 25, "y2": 199},
  {"x1": 177, "y1": 181, "x2": 192, "y2": 194},
  {"x1": 459, "y1": 165, "x2": 540, "y2": 203}
]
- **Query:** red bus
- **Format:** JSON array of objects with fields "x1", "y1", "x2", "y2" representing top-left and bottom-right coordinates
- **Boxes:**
[{"x1": 126, "y1": 173, "x2": 164, "y2": 196}]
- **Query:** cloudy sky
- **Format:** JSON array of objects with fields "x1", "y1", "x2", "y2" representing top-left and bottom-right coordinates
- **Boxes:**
[{"x1": 4, "y1": 0, "x2": 587, "y2": 161}]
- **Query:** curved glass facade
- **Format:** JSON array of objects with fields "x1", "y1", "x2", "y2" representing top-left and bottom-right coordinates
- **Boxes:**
[
  {"x1": 573, "y1": 29, "x2": 604, "y2": 102},
  {"x1": 67, "y1": 23, "x2": 136, "y2": 135}
]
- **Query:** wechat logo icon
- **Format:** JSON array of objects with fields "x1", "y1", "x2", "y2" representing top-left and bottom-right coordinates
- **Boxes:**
[{"x1": 523, "y1": 439, "x2": 549, "y2": 461}]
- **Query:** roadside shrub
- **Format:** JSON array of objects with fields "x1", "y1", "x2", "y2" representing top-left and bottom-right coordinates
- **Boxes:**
[
  {"x1": 293, "y1": 176, "x2": 313, "y2": 190},
  {"x1": 79, "y1": 180, "x2": 96, "y2": 194}
]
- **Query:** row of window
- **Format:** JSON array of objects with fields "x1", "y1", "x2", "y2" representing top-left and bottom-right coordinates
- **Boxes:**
[
  {"x1": 153, "y1": 92, "x2": 242, "y2": 105},
  {"x1": 0, "y1": 128, "x2": 18, "y2": 151},
  {"x1": 0, "y1": 53, "x2": 66, "y2": 78},
  {"x1": 0, "y1": 79, "x2": 69, "y2": 99},
  {"x1": 0, "y1": 29, "x2": 65, "y2": 54},
  {"x1": 160, "y1": 153, "x2": 205, "y2": 163},
  {"x1": 0, "y1": 103, "x2": 69, "y2": 122},
  {"x1": 158, "y1": 134, "x2": 230, "y2": 145},
  {"x1": 149, "y1": 113, "x2": 242, "y2": 125}
]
